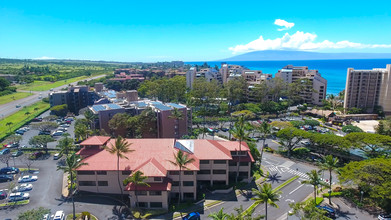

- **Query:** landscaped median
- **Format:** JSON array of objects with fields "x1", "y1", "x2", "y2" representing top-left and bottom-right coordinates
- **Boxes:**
[
  {"x1": 0, "y1": 100, "x2": 50, "y2": 141},
  {"x1": 242, "y1": 175, "x2": 300, "y2": 215},
  {"x1": 0, "y1": 92, "x2": 32, "y2": 105},
  {"x1": 0, "y1": 199, "x2": 29, "y2": 208}
]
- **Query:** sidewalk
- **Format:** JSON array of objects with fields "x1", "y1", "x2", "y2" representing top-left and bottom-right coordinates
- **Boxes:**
[{"x1": 62, "y1": 173, "x2": 69, "y2": 198}]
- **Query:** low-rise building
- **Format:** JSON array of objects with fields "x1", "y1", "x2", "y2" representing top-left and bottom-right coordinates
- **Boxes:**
[
  {"x1": 76, "y1": 137, "x2": 254, "y2": 209},
  {"x1": 89, "y1": 103, "x2": 126, "y2": 133}
]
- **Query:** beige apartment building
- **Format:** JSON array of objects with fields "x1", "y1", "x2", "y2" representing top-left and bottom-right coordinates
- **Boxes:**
[
  {"x1": 344, "y1": 64, "x2": 391, "y2": 114},
  {"x1": 76, "y1": 137, "x2": 254, "y2": 209},
  {"x1": 275, "y1": 65, "x2": 327, "y2": 105}
]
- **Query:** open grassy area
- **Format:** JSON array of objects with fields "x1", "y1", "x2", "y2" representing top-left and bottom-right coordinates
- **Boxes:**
[
  {"x1": 0, "y1": 92, "x2": 32, "y2": 105},
  {"x1": 0, "y1": 100, "x2": 50, "y2": 141},
  {"x1": 16, "y1": 74, "x2": 104, "y2": 91}
]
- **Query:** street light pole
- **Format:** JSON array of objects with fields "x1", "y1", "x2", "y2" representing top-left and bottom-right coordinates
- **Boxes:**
[{"x1": 360, "y1": 191, "x2": 364, "y2": 203}]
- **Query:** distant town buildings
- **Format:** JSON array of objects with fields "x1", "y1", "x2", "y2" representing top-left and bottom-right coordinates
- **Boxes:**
[
  {"x1": 276, "y1": 65, "x2": 327, "y2": 105},
  {"x1": 76, "y1": 136, "x2": 254, "y2": 209},
  {"x1": 49, "y1": 85, "x2": 99, "y2": 114},
  {"x1": 344, "y1": 64, "x2": 391, "y2": 114}
]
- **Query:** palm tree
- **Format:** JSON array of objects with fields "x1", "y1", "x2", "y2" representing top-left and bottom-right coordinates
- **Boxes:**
[
  {"x1": 168, "y1": 108, "x2": 183, "y2": 139},
  {"x1": 208, "y1": 207, "x2": 229, "y2": 220},
  {"x1": 6, "y1": 122, "x2": 13, "y2": 133},
  {"x1": 256, "y1": 121, "x2": 271, "y2": 164},
  {"x1": 24, "y1": 111, "x2": 31, "y2": 117},
  {"x1": 168, "y1": 150, "x2": 195, "y2": 206},
  {"x1": 227, "y1": 205, "x2": 263, "y2": 220},
  {"x1": 84, "y1": 109, "x2": 95, "y2": 129},
  {"x1": 105, "y1": 136, "x2": 134, "y2": 200},
  {"x1": 57, "y1": 153, "x2": 87, "y2": 220},
  {"x1": 58, "y1": 136, "x2": 74, "y2": 157},
  {"x1": 301, "y1": 170, "x2": 328, "y2": 204},
  {"x1": 229, "y1": 116, "x2": 250, "y2": 183},
  {"x1": 33, "y1": 107, "x2": 39, "y2": 112},
  {"x1": 252, "y1": 183, "x2": 281, "y2": 220},
  {"x1": 123, "y1": 171, "x2": 150, "y2": 208},
  {"x1": 319, "y1": 155, "x2": 339, "y2": 205}
]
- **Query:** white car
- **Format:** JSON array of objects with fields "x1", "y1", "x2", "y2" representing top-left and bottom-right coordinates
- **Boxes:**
[
  {"x1": 59, "y1": 124, "x2": 70, "y2": 128},
  {"x1": 18, "y1": 175, "x2": 38, "y2": 183},
  {"x1": 53, "y1": 153, "x2": 61, "y2": 160},
  {"x1": 8, "y1": 192, "x2": 29, "y2": 201},
  {"x1": 12, "y1": 183, "x2": 33, "y2": 192},
  {"x1": 57, "y1": 127, "x2": 67, "y2": 132},
  {"x1": 52, "y1": 131, "x2": 64, "y2": 136},
  {"x1": 53, "y1": 210, "x2": 65, "y2": 220},
  {"x1": 379, "y1": 214, "x2": 391, "y2": 220}
]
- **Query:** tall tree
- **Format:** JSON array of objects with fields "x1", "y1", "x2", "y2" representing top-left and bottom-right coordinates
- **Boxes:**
[
  {"x1": 230, "y1": 116, "x2": 250, "y2": 183},
  {"x1": 208, "y1": 207, "x2": 229, "y2": 220},
  {"x1": 256, "y1": 122, "x2": 271, "y2": 163},
  {"x1": 301, "y1": 170, "x2": 328, "y2": 203},
  {"x1": 225, "y1": 76, "x2": 248, "y2": 104},
  {"x1": 6, "y1": 122, "x2": 13, "y2": 133},
  {"x1": 252, "y1": 183, "x2": 282, "y2": 220},
  {"x1": 276, "y1": 127, "x2": 308, "y2": 158},
  {"x1": 168, "y1": 150, "x2": 195, "y2": 206},
  {"x1": 57, "y1": 153, "x2": 87, "y2": 220},
  {"x1": 29, "y1": 135, "x2": 55, "y2": 154},
  {"x1": 108, "y1": 113, "x2": 131, "y2": 137},
  {"x1": 318, "y1": 155, "x2": 339, "y2": 205},
  {"x1": 345, "y1": 132, "x2": 391, "y2": 158},
  {"x1": 58, "y1": 136, "x2": 74, "y2": 156},
  {"x1": 168, "y1": 108, "x2": 184, "y2": 139},
  {"x1": 123, "y1": 171, "x2": 150, "y2": 208},
  {"x1": 83, "y1": 109, "x2": 96, "y2": 129},
  {"x1": 105, "y1": 136, "x2": 134, "y2": 200}
]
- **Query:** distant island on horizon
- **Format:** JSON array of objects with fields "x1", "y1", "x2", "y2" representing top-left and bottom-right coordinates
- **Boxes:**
[{"x1": 219, "y1": 50, "x2": 391, "y2": 62}]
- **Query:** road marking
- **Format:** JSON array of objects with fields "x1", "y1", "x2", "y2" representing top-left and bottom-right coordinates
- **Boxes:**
[
  {"x1": 285, "y1": 199, "x2": 295, "y2": 203},
  {"x1": 281, "y1": 161, "x2": 294, "y2": 168},
  {"x1": 289, "y1": 184, "x2": 304, "y2": 195}
]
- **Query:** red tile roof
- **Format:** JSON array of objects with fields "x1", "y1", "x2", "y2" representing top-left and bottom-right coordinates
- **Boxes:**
[
  {"x1": 80, "y1": 136, "x2": 110, "y2": 146},
  {"x1": 218, "y1": 141, "x2": 250, "y2": 152},
  {"x1": 125, "y1": 179, "x2": 172, "y2": 191},
  {"x1": 232, "y1": 154, "x2": 255, "y2": 163},
  {"x1": 76, "y1": 147, "x2": 103, "y2": 158},
  {"x1": 133, "y1": 158, "x2": 167, "y2": 177},
  {"x1": 191, "y1": 140, "x2": 232, "y2": 160}
]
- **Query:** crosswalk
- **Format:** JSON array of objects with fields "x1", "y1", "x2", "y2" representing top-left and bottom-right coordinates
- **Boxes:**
[{"x1": 266, "y1": 165, "x2": 333, "y2": 184}]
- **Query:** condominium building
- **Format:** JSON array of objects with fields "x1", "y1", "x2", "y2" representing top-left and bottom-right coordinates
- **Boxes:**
[
  {"x1": 344, "y1": 64, "x2": 391, "y2": 114},
  {"x1": 49, "y1": 85, "x2": 99, "y2": 114},
  {"x1": 89, "y1": 103, "x2": 127, "y2": 133},
  {"x1": 76, "y1": 137, "x2": 254, "y2": 209},
  {"x1": 275, "y1": 65, "x2": 327, "y2": 105},
  {"x1": 220, "y1": 64, "x2": 247, "y2": 84},
  {"x1": 186, "y1": 67, "x2": 197, "y2": 88}
]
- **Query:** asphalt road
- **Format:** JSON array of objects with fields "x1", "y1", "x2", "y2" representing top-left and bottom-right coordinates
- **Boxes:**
[{"x1": 0, "y1": 74, "x2": 105, "y2": 119}]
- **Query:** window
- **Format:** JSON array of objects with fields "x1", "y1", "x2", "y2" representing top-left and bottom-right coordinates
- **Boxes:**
[
  {"x1": 231, "y1": 151, "x2": 237, "y2": 155},
  {"x1": 96, "y1": 171, "x2": 107, "y2": 175},
  {"x1": 183, "y1": 181, "x2": 194, "y2": 186},
  {"x1": 184, "y1": 171, "x2": 193, "y2": 175},
  {"x1": 169, "y1": 171, "x2": 179, "y2": 175},
  {"x1": 150, "y1": 202, "x2": 163, "y2": 208},
  {"x1": 135, "y1": 191, "x2": 147, "y2": 195},
  {"x1": 154, "y1": 177, "x2": 162, "y2": 181},
  {"x1": 229, "y1": 161, "x2": 237, "y2": 166},
  {"x1": 77, "y1": 171, "x2": 95, "y2": 175},
  {"x1": 79, "y1": 181, "x2": 96, "y2": 186},
  {"x1": 122, "y1": 170, "x2": 131, "y2": 175},
  {"x1": 149, "y1": 191, "x2": 162, "y2": 196},
  {"x1": 137, "y1": 202, "x2": 148, "y2": 208},
  {"x1": 213, "y1": 170, "x2": 226, "y2": 174},
  {"x1": 214, "y1": 160, "x2": 226, "y2": 164},
  {"x1": 184, "y1": 193, "x2": 194, "y2": 199},
  {"x1": 238, "y1": 151, "x2": 247, "y2": 155},
  {"x1": 172, "y1": 181, "x2": 179, "y2": 186},
  {"x1": 200, "y1": 160, "x2": 209, "y2": 164},
  {"x1": 197, "y1": 170, "x2": 211, "y2": 175},
  {"x1": 98, "y1": 181, "x2": 108, "y2": 186},
  {"x1": 239, "y1": 162, "x2": 249, "y2": 166}
]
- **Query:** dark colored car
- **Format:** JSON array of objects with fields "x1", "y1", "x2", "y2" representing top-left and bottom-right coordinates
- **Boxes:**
[
  {"x1": 221, "y1": 128, "x2": 229, "y2": 132},
  {"x1": 0, "y1": 190, "x2": 7, "y2": 199},
  {"x1": 182, "y1": 212, "x2": 200, "y2": 220},
  {"x1": 317, "y1": 205, "x2": 336, "y2": 219},
  {"x1": 0, "y1": 167, "x2": 20, "y2": 174},
  {"x1": 32, "y1": 117, "x2": 43, "y2": 122},
  {"x1": 0, "y1": 175, "x2": 14, "y2": 182},
  {"x1": 33, "y1": 151, "x2": 44, "y2": 159},
  {"x1": 39, "y1": 130, "x2": 51, "y2": 135}
]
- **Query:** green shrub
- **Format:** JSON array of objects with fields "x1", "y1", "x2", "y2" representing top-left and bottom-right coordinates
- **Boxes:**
[
  {"x1": 293, "y1": 147, "x2": 310, "y2": 156},
  {"x1": 81, "y1": 212, "x2": 91, "y2": 220},
  {"x1": 322, "y1": 192, "x2": 342, "y2": 197},
  {"x1": 263, "y1": 146, "x2": 274, "y2": 153}
]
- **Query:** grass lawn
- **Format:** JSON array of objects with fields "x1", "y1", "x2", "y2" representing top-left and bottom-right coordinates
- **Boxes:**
[
  {"x1": 66, "y1": 213, "x2": 97, "y2": 220},
  {"x1": 0, "y1": 199, "x2": 29, "y2": 207},
  {"x1": 0, "y1": 101, "x2": 50, "y2": 141},
  {"x1": 0, "y1": 92, "x2": 32, "y2": 105},
  {"x1": 16, "y1": 75, "x2": 104, "y2": 91}
]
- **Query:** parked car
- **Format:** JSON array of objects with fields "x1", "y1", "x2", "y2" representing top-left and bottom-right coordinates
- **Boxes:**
[
  {"x1": 18, "y1": 175, "x2": 38, "y2": 183},
  {"x1": 0, "y1": 167, "x2": 19, "y2": 174},
  {"x1": 52, "y1": 131, "x2": 64, "y2": 136},
  {"x1": 379, "y1": 214, "x2": 391, "y2": 220},
  {"x1": 43, "y1": 214, "x2": 51, "y2": 220},
  {"x1": 182, "y1": 212, "x2": 200, "y2": 220},
  {"x1": 57, "y1": 127, "x2": 67, "y2": 132},
  {"x1": 32, "y1": 151, "x2": 44, "y2": 159},
  {"x1": 15, "y1": 104, "x2": 21, "y2": 108},
  {"x1": 32, "y1": 117, "x2": 43, "y2": 122},
  {"x1": 8, "y1": 192, "x2": 29, "y2": 202},
  {"x1": 0, "y1": 189, "x2": 7, "y2": 199},
  {"x1": 53, "y1": 211, "x2": 65, "y2": 220},
  {"x1": 317, "y1": 206, "x2": 336, "y2": 219},
  {"x1": 12, "y1": 183, "x2": 33, "y2": 192},
  {"x1": 0, "y1": 148, "x2": 10, "y2": 155},
  {"x1": 39, "y1": 131, "x2": 51, "y2": 135},
  {"x1": 221, "y1": 127, "x2": 229, "y2": 132},
  {"x1": 12, "y1": 150, "x2": 23, "y2": 157},
  {"x1": 15, "y1": 129, "x2": 26, "y2": 135},
  {"x1": 53, "y1": 153, "x2": 61, "y2": 160},
  {"x1": 0, "y1": 175, "x2": 13, "y2": 182},
  {"x1": 59, "y1": 124, "x2": 69, "y2": 128}
]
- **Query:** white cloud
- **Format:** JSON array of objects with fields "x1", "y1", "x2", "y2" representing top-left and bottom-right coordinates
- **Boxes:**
[
  {"x1": 274, "y1": 19, "x2": 294, "y2": 31},
  {"x1": 33, "y1": 56, "x2": 56, "y2": 60},
  {"x1": 229, "y1": 31, "x2": 391, "y2": 53}
]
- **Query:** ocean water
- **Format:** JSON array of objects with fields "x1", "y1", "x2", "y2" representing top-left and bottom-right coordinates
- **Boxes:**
[{"x1": 186, "y1": 59, "x2": 391, "y2": 95}]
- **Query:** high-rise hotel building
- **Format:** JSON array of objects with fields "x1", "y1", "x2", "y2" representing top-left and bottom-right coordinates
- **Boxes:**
[{"x1": 344, "y1": 64, "x2": 391, "y2": 114}]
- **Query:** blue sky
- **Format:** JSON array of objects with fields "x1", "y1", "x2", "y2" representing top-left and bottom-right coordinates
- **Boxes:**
[{"x1": 1, "y1": 0, "x2": 391, "y2": 62}]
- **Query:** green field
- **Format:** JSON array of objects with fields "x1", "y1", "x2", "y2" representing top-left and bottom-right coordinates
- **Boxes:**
[
  {"x1": 0, "y1": 101, "x2": 50, "y2": 141},
  {"x1": 16, "y1": 75, "x2": 104, "y2": 91},
  {"x1": 0, "y1": 92, "x2": 32, "y2": 105}
]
